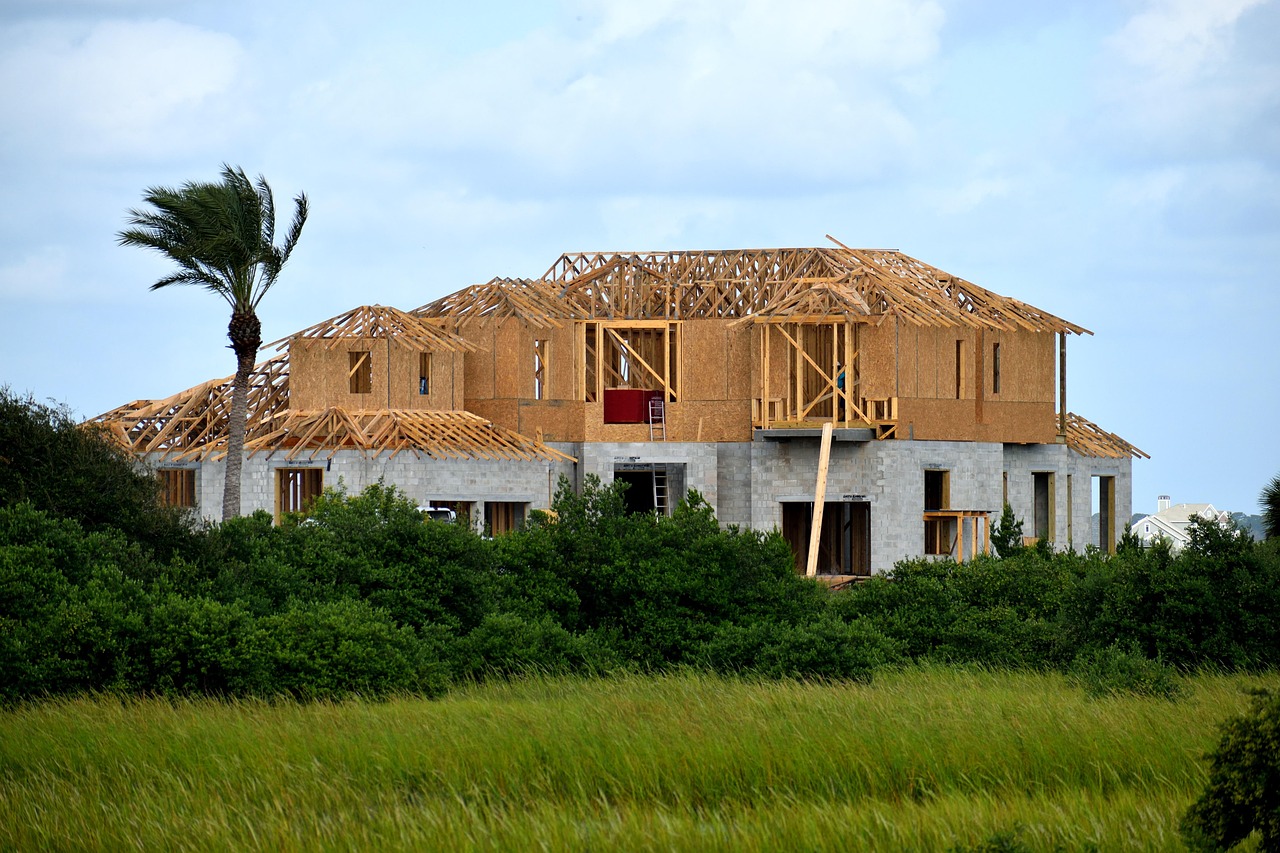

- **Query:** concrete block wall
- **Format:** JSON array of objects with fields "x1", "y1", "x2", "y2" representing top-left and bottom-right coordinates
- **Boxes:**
[
  {"x1": 577, "y1": 442, "x2": 721, "y2": 510},
  {"x1": 161, "y1": 437, "x2": 1132, "y2": 569},
  {"x1": 1002, "y1": 444, "x2": 1133, "y2": 553},
  {"x1": 743, "y1": 439, "x2": 1005, "y2": 574},
  {"x1": 715, "y1": 443, "x2": 754, "y2": 527},
  {"x1": 168, "y1": 449, "x2": 578, "y2": 526}
]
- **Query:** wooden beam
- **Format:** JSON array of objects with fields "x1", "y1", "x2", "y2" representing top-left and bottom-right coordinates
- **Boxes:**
[
  {"x1": 805, "y1": 422, "x2": 834, "y2": 577},
  {"x1": 1058, "y1": 332, "x2": 1067, "y2": 436}
]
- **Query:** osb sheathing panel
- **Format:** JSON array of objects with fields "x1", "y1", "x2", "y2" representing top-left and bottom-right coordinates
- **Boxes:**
[
  {"x1": 492, "y1": 320, "x2": 524, "y2": 399},
  {"x1": 994, "y1": 331, "x2": 1055, "y2": 404},
  {"x1": 857, "y1": 323, "x2": 896, "y2": 400},
  {"x1": 899, "y1": 399, "x2": 1057, "y2": 444},
  {"x1": 463, "y1": 325, "x2": 498, "y2": 400},
  {"x1": 682, "y1": 321, "x2": 729, "y2": 401},
  {"x1": 290, "y1": 338, "x2": 467, "y2": 413},
  {"x1": 583, "y1": 405, "x2": 653, "y2": 443},
  {"x1": 464, "y1": 398, "x2": 520, "y2": 434},
  {"x1": 727, "y1": 324, "x2": 754, "y2": 400},
  {"x1": 893, "y1": 326, "x2": 988, "y2": 402},
  {"x1": 887, "y1": 325, "x2": 1055, "y2": 405},
  {"x1": 516, "y1": 400, "x2": 585, "y2": 442},
  {"x1": 673, "y1": 400, "x2": 753, "y2": 441},
  {"x1": 383, "y1": 342, "x2": 463, "y2": 411},
  {"x1": 546, "y1": 325, "x2": 577, "y2": 402}
]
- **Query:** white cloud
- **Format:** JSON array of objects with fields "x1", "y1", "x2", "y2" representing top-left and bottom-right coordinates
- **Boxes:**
[
  {"x1": 295, "y1": 0, "x2": 946, "y2": 194},
  {"x1": 0, "y1": 18, "x2": 244, "y2": 160},
  {"x1": 1110, "y1": 0, "x2": 1266, "y2": 80},
  {"x1": 1092, "y1": 0, "x2": 1279, "y2": 162}
]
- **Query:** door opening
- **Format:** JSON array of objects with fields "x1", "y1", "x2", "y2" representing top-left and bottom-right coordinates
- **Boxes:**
[{"x1": 781, "y1": 501, "x2": 871, "y2": 576}]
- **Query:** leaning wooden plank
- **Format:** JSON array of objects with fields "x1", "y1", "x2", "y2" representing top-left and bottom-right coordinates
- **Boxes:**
[{"x1": 806, "y1": 422, "x2": 834, "y2": 578}]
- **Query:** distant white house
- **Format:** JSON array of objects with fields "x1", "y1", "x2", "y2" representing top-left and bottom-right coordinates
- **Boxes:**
[{"x1": 1129, "y1": 495, "x2": 1231, "y2": 552}]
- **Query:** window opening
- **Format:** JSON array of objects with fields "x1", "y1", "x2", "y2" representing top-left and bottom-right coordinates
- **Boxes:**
[
  {"x1": 533, "y1": 339, "x2": 548, "y2": 400},
  {"x1": 924, "y1": 469, "x2": 953, "y2": 556},
  {"x1": 1033, "y1": 472, "x2": 1055, "y2": 542},
  {"x1": 419, "y1": 352, "x2": 432, "y2": 395},
  {"x1": 955, "y1": 340, "x2": 964, "y2": 399},
  {"x1": 485, "y1": 501, "x2": 527, "y2": 536},
  {"x1": 276, "y1": 468, "x2": 323, "y2": 520},
  {"x1": 992, "y1": 342, "x2": 1001, "y2": 395},
  {"x1": 349, "y1": 351, "x2": 372, "y2": 394},
  {"x1": 158, "y1": 468, "x2": 196, "y2": 508},
  {"x1": 1093, "y1": 475, "x2": 1116, "y2": 553}
]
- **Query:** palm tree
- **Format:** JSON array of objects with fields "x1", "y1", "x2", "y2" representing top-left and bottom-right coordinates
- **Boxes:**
[
  {"x1": 1263, "y1": 473, "x2": 1280, "y2": 540},
  {"x1": 119, "y1": 164, "x2": 307, "y2": 519}
]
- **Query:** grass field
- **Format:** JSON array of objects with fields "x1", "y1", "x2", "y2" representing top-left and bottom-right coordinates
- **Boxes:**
[{"x1": 2, "y1": 667, "x2": 1273, "y2": 851}]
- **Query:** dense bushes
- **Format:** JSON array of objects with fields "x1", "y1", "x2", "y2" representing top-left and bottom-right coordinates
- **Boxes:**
[
  {"x1": 3, "y1": 390, "x2": 1279, "y2": 701},
  {"x1": 6, "y1": 471, "x2": 1278, "y2": 704},
  {"x1": 0, "y1": 388, "x2": 194, "y2": 557},
  {"x1": 0, "y1": 476, "x2": 878, "y2": 700},
  {"x1": 1181, "y1": 688, "x2": 1280, "y2": 851}
]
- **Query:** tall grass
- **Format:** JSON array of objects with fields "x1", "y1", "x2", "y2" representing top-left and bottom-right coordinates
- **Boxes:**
[{"x1": 2, "y1": 667, "x2": 1273, "y2": 851}]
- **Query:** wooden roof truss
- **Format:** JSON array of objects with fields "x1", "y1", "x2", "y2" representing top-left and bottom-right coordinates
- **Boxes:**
[
  {"x1": 266, "y1": 304, "x2": 478, "y2": 353},
  {"x1": 94, "y1": 352, "x2": 571, "y2": 464},
  {"x1": 94, "y1": 355, "x2": 291, "y2": 461},
  {"x1": 243, "y1": 408, "x2": 575, "y2": 463},
  {"x1": 1063, "y1": 412, "x2": 1149, "y2": 459},
  {"x1": 409, "y1": 243, "x2": 1088, "y2": 336},
  {"x1": 415, "y1": 279, "x2": 584, "y2": 329}
]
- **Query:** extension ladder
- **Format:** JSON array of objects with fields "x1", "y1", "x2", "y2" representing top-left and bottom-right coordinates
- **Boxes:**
[{"x1": 648, "y1": 397, "x2": 666, "y2": 441}]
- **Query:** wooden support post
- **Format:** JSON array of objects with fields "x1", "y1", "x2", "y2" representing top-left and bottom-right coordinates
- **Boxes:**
[
  {"x1": 975, "y1": 329, "x2": 985, "y2": 424},
  {"x1": 845, "y1": 322, "x2": 854, "y2": 426},
  {"x1": 805, "y1": 422, "x2": 834, "y2": 577},
  {"x1": 761, "y1": 325, "x2": 770, "y2": 428},
  {"x1": 1058, "y1": 332, "x2": 1067, "y2": 436}
]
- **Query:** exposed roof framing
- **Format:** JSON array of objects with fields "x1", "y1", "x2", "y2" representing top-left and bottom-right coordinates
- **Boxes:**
[
  {"x1": 94, "y1": 355, "x2": 290, "y2": 461},
  {"x1": 264, "y1": 304, "x2": 478, "y2": 353},
  {"x1": 242, "y1": 408, "x2": 575, "y2": 463},
  {"x1": 499, "y1": 244, "x2": 1092, "y2": 333},
  {"x1": 1064, "y1": 412, "x2": 1149, "y2": 459},
  {"x1": 94, "y1": 354, "x2": 569, "y2": 464},
  {"x1": 415, "y1": 278, "x2": 583, "y2": 329}
]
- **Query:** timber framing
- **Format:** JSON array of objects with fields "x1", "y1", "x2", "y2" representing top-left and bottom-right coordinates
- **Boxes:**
[
  {"x1": 93, "y1": 353, "x2": 569, "y2": 463},
  {"x1": 1062, "y1": 412, "x2": 1149, "y2": 460},
  {"x1": 265, "y1": 304, "x2": 478, "y2": 353},
  {"x1": 242, "y1": 409, "x2": 575, "y2": 463},
  {"x1": 415, "y1": 245, "x2": 1090, "y2": 332},
  {"x1": 94, "y1": 238, "x2": 1141, "y2": 566}
]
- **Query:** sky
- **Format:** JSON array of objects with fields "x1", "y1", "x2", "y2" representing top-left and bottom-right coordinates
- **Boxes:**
[{"x1": 2, "y1": 0, "x2": 1277, "y2": 516}]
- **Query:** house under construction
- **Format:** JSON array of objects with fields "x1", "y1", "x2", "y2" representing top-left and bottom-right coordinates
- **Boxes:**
[{"x1": 96, "y1": 240, "x2": 1146, "y2": 576}]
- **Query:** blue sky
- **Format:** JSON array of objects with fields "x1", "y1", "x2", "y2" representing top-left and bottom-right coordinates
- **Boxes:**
[{"x1": 2, "y1": 0, "x2": 1277, "y2": 515}]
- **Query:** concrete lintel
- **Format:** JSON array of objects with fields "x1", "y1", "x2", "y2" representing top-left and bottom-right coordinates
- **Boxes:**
[{"x1": 754, "y1": 428, "x2": 875, "y2": 443}]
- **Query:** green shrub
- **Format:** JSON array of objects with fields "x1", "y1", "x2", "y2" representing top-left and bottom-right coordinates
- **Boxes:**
[
  {"x1": 1069, "y1": 643, "x2": 1183, "y2": 699},
  {"x1": 1181, "y1": 689, "x2": 1280, "y2": 851},
  {"x1": 253, "y1": 599, "x2": 447, "y2": 699},
  {"x1": 451, "y1": 613, "x2": 620, "y2": 680},
  {"x1": 145, "y1": 594, "x2": 263, "y2": 695},
  {"x1": 694, "y1": 614, "x2": 902, "y2": 681},
  {"x1": 0, "y1": 388, "x2": 194, "y2": 557}
]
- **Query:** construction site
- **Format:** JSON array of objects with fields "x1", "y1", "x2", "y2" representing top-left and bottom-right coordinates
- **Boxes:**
[{"x1": 95, "y1": 240, "x2": 1146, "y2": 577}]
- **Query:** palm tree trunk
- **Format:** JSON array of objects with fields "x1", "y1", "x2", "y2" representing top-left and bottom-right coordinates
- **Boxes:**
[{"x1": 222, "y1": 311, "x2": 261, "y2": 520}]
